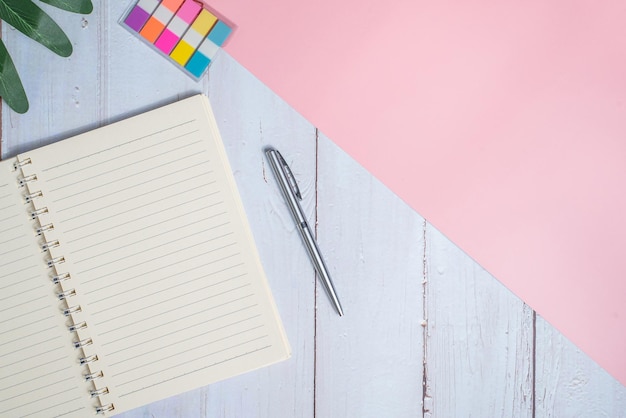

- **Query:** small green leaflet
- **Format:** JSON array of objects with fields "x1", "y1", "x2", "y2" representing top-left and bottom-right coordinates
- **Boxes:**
[{"x1": 0, "y1": 38, "x2": 28, "y2": 114}]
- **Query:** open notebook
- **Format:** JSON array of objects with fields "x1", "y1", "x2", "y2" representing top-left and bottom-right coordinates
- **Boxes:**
[{"x1": 0, "y1": 95, "x2": 290, "y2": 417}]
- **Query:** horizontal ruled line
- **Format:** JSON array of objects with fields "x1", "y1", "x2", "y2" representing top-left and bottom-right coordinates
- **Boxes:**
[
  {"x1": 0, "y1": 204, "x2": 17, "y2": 212},
  {"x1": 77, "y1": 227, "x2": 232, "y2": 275},
  {"x1": 118, "y1": 345, "x2": 272, "y2": 398},
  {"x1": 55, "y1": 161, "x2": 211, "y2": 212},
  {"x1": 108, "y1": 313, "x2": 260, "y2": 366},
  {"x1": 20, "y1": 396, "x2": 82, "y2": 418},
  {"x1": 106, "y1": 303, "x2": 258, "y2": 357},
  {"x1": 0, "y1": 325, "x2": 56, "y2": 349},
  {"x1": 63, "y1": 188, "x2": 220, "y2": 235},
  {"x1": 114, "y1": 325, "x2": 266, "y2": 378},
  {"x1": 0, "y1": 355, "x2": 65, "y2": 377},
  {"x1": 0, "y1": 344, "x2": 64, "y2": 367},
  {"x1": 0, "y1": 303, "x2": 49, "y2": 326},
  {"x1": 55, "y1": 406, "x2": 87, "y2": 417},
  {"x1": 70, "y1": 202, "x2": 222, "y2": 254},
  {"x1": 98, "y1": 281, "x2": 251, "y2": 339},
  {"x1": 73, "y1": 213, "x2": 228, "y2": 265},
  {"x1": 82, "y1": 235, "x2": 236, "y2": 285},
  {"x1": 0, "y1": 335, "x2": 59, "y2": 360},
  {"x1": 42, "y1": 119, "x2": 196, "y2": 172},
  {"x1": 0, "y1": 274, "x2": 39, "y2": 292},
  {"x1": 0, "y1": 233, "x2": 27, "y2": 247},
  {"x1": 59, "y1": 172, "x2": 215, "y2": 223},
  {"x1": 0, "y1": 385, "x2": 78, "y2": 415},
  {"x1": 93, "y1": 266, "x2": 243, "y2": 316},
  {"x1": 0, "y1": 211, "x2": 19, "y2": 222},
  {"x1": 117, "y1": 339, "x2": 271, "y2": 389},
  {"x1": 0, "y1": 294, "x2": 47, "y2": 315},
  {"x1": 0, "y1": 314, "x2": 55, "y2": 337},
  {"x1": 0, "y1": 370, "x2": 71, "y2": 395},
  {"x1": 0, "y1": 224, "x2": 21, "y2": 235},
  {"x1": 0, "y1": 253, "x2": 36, "y2": 270},
  {"x1": 53, "y1": 151, "x2": 207, "y2": 203},
  {"x1": 0, "y1": 283, "x2": 43, "y2": 304},
  {"x1": 84, "y1": 250, "x2": 238, "y2": 296},
  {"x1": 0, "y1": 243, "x2": 30, "y2": 258},
  {"x1": 91, "y1": 260, "x2": 244, "y2": 305},
  {"x1": 49, "y1": 139, "x2": 203, "y2": 192},
  {"x1": 96, "y1": 275, "x2": 249, "y2": 327}
]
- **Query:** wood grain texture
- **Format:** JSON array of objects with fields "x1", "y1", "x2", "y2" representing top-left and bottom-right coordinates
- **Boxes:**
[
  {"x1": 2, "y1": 2, "x2": 626, "y2": 417},
  {"x1": 535, "y1": 315, "x2": 626, "y2": 417},
  {"x1": 316, "y1": 135, "x2": 425, "y2": 417},
  {"x1": 424, "y1": 227, "x2": 534, "y2": 417}
]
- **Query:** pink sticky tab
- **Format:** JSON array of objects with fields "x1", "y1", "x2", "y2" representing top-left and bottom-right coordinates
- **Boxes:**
[
  {"x1": 154, "y1": 29, "x2": 180, "y2": 54},
  {"x1": 177, "y1": 0, "x2": 202, "y2": 23}
]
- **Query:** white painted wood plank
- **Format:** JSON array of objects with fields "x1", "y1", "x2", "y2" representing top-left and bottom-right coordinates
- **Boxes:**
[
  {"x1": 535, "y1": 315, "x2": 626, "y2": 417},
  {"x1": 424, "y1": 226, "x2": 534, "y2": 417},
  {"x1": 315, "y1": 136, "x2": 424, "y2": 417}
]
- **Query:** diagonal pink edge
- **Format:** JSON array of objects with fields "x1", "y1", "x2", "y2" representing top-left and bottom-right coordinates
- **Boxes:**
[{"x1": 219, "y1": 0, "x2": 626, "y2": 386}]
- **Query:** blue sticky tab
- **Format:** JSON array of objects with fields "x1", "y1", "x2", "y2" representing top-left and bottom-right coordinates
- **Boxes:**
[
  {"x1": 207, "y1": 20, "x2": 232, "y2": 46},
  {"x1": 185, "y1": 51, "x2": 211, "y2": 77}
]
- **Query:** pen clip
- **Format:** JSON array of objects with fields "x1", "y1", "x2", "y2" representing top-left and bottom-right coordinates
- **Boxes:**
[{"x1": 277, "y1": 151, "x2": 302, "y2": 200}]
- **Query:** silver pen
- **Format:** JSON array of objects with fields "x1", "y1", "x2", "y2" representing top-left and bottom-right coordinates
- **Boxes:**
[{"x1": 265, "y1": 147, "x2": 344, "y2": 316}]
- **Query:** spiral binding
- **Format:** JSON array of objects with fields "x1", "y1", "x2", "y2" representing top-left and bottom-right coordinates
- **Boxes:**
[
  {"x1": 31, "y1": 207, "x2": 48, "y2": 219},
  {"x1": 68, "y1": 321, "x2": 88, "y2": 332},
  {"x1": 15, "y1": 157, "x2": 114, "y2": 415},
  {"x1": 52, "y1": 272, "x2": 71, "y2": 284},
  {"x1": 79, "y1": 354, "x2": 99, "y2": 365},
  {"x1": 57, "y1": 288, "x2": 77, "y2": 300},
  {"x1": 25, "y1": 190, "x2": 43, "y2": 203},
  {"x1": 96, "y1": 404, "x2": 115, "y2": 414},
  {"x1": 42, "y1": 239, "x2": 60, "y2": 251},
  {"x1": 37, "y1": 223, "x2": 55, "y2": 235}
]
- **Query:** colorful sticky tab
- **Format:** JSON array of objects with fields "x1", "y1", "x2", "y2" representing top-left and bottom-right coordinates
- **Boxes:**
[
  {"x1": 185, "y1": 37, "x2": 219, "y2": 77},
  {"x1": 206, "y1": 20, "x2": 231, "y2": 46},
  {"x1": 154, "y1": 0, "x2": 202, "y2": 54},
  {"x1": 124, "y1": 0, "x2": 160, "y2": 32},
  {"x1": 176, "y1": 0, "x2": 202, "y2": 23},
  {"x1": 122, "y1": 0, "x2": 233, "y2": 79},
  {"x1": 139, "y1": 0, "x2": 184, "y2": 43},
  {"x1": 169, "y1": 9, "x2": 217, "y2": 65}
]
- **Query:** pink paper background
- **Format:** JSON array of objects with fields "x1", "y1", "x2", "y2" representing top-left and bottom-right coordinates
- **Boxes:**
[{"x1": 220, "y1": 0, "x2": 626, "y2": 385}]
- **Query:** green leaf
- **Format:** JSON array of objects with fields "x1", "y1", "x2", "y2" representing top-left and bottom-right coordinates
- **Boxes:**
[
  {"x1": 0, "y1": 0, "x2": 72, "y2": 57},
  {"x1": 38, "y1": 0, "x2": 93, "y2": 14},
  {"x1": 0, "y1": 38, "x2": 29, "y2": 113}
]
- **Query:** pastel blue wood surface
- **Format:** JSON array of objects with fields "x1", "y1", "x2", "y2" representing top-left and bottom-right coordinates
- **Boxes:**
[{"x1": 2, "y1": 2, "x2": 625, "y2": 416}]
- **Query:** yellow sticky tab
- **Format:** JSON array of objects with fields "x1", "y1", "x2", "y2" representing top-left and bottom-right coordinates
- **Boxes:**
[
  {"x1": 191, "y1": 9, "x2": 217, "y2": 36},
  {"x1": 170, "y1": 40, "x2": 195, "y2": 65}
]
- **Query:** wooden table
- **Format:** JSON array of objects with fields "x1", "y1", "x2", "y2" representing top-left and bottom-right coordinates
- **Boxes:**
[{"x1": 2, "y1": 3, "x2": 625, "y2": 416}]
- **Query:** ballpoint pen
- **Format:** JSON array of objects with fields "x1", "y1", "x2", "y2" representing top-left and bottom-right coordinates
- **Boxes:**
[{"x1": 264, "y1": 147, "x2": 344, "y2": 316}]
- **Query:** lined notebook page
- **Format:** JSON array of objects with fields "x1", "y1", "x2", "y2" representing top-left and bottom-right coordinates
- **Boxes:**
[
  {"x1": 22, "y1": 95, "x2": 290, "y2": 414},
  {"x1": 0, "y1": 161, "x2": 91, "y2": 418}
]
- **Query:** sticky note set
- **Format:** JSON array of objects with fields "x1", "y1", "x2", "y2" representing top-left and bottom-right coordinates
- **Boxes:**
[{"x1": 121, "y1": 0, "x2": 233, "y2": 80}]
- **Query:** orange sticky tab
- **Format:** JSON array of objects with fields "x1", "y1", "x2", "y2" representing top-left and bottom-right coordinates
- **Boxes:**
[
  {"x1": 139, "y1": 17, "x2": 165, "y2": 43},
  {"x1": 161, "y1": 0, "x2": 185, "y2": 12}
]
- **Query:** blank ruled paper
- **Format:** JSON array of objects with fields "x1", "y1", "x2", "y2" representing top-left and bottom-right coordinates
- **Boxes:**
[
  {"x1": 21, "y1": 95, "x2": 290, "y2": 414},
  {"x1": 0, "y1": 167, "x2": 90, "y2": 418}
]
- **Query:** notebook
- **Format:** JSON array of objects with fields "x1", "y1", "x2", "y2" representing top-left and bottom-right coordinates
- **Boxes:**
[
  {"x1": 217, "y1": 1, "x2": 626, "y2": 385},
  {"x1": 0, "y1": 94, "x2": 290, "y2": 417}
]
